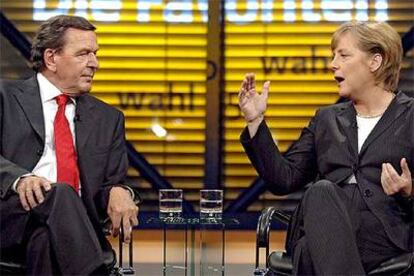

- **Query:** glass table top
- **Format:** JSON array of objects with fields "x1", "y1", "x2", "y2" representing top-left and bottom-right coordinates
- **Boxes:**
[{"x1": 146, "y1": 216, "x2": 239, "y2": 226}]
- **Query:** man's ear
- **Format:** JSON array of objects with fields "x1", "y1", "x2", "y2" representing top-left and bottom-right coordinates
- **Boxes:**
[
  {"x1": 43, "y1": 48, "x2": 57, "y2": 72},
  {"x1": 370, "y1": 53, "x2": 383, "y2": 73}
]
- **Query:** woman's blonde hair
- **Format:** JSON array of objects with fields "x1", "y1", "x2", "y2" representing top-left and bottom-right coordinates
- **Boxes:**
[{"x1": 331, "y1": 21, "x2": 402, "y2": 92}]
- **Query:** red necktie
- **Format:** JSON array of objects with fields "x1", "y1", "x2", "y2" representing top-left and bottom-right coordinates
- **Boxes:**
[{"x1": 54, "y1": 94, "x2": 80, "y2": 192}]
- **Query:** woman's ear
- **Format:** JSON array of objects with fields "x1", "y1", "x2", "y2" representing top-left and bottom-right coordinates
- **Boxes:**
[
  {"x1": 43, "y1": 48, "x2": 57, "y2": 72},
  {"x1": 370, "y1": 53, "x2": 383, "y2": 73}
]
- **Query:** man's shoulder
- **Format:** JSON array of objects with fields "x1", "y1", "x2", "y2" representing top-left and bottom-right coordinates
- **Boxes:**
[
  {"x1": 0, "y1": 76, "x2": 37, "y2": 96},
  {"x1": 0, "y1": 78, "x2": 21, "y2": 87},
  {"x1": 82, "y1": 93, "x2": 123, "y2": 116},
  {"x1": 1, "y1": 78, "x2": 28, "y2": 90}
]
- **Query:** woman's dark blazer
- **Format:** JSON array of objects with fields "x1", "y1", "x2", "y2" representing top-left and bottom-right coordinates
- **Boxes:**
[{"x1": 241, "y1": 91, "x2": 414, "y2": 251}]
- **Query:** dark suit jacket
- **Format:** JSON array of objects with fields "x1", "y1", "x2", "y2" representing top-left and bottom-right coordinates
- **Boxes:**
[
  {"x1": 0, "y1": 75, "x2": 137, "y2": 250},
  {"x1": 241, "y1": 91, "x2": 414, "y2": 251}
]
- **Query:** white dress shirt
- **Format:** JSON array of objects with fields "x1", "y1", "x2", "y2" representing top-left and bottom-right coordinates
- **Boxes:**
[
  {"x1": 13, "y1": 73, "x2": 77, "y2": 189},
  {"x1": 348, "y1": 114, "x2": 382, "y2": 184},
  {"x1": 356, "y1": 115, "x2": 382, "y2": 153},
  {"x1": 13, "y1": 74, "x2": 136, "y2": 201}
]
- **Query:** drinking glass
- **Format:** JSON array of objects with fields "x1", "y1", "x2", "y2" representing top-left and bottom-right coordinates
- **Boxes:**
[
  {"x1": 200, "y1": 189, "x2": 223, "y2": 221},
  {"x1": 159, "y1": 189, "x2": 183, "y2": 219}
]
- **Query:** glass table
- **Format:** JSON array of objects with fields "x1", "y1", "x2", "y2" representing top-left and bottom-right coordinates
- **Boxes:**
[{"x1": 146, "y1": 217, "x2": 239, "y2": 276}]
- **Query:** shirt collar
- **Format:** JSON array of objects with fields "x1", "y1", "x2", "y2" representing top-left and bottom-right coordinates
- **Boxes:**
[{"x1": 36, "y1": 73, "x2": 76, "y2": 105}]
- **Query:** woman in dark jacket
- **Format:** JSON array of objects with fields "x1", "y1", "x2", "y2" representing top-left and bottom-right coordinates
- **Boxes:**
[{"x1": 239, "y1": 21, "x2": 413, "y2": 275}]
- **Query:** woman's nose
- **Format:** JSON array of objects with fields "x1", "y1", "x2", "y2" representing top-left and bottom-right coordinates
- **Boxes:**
[{"x1": 330, "y1": 58, "x2": 339, "y2": 72}]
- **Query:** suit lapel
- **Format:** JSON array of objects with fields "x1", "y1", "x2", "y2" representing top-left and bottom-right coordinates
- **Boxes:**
[
  {"x1": 13, "y1": 76, "x2": 45, "y2": 143},
  {"x1": 75, "y1": 95, "x2": 95, "y2": 153},
  {"x1": 359, "y1": 92, "x2": 411, "y2": 155},
  {"x1": 336, "y1": 101, "x2": 358, "y2": 158}
]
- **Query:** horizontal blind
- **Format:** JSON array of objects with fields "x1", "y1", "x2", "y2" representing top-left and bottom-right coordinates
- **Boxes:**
[
  {"x1": 1, "y1": 0, "x2": 208, "y2": 209},
  {"x1": 2, "y1": 0, "x2": 413, "y2": 213}
]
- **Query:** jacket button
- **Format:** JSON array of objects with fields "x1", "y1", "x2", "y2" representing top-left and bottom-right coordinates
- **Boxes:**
[
  {"x1": 364, "y1": 189, "x2": 373, "y2": 197},
  {"x1": 36, "y1": 149, "x2": 43, "y2": 156},
  {"x1": 352, "y1": 164, "x2": 358, "y2": 173}
]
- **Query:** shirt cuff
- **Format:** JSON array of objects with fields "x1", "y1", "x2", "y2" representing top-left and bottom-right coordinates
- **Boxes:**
[
  {"x1": 12, "y1": 173, "x2": 35, "y2": 192},
  {"x1": 117, "y1": 185, "x2": 141, "y2": 204}
]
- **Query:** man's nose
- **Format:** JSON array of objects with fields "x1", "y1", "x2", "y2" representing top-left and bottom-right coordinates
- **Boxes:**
[{"x1": 87, "y1": 53, "x2": 99, "y2": 69}]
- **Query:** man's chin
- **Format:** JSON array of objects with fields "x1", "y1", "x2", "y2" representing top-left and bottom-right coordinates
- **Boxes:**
[
  {"x1": 65, "y1": 88, "x2": 91, "y2": 97},
  {"x1": 78, "y1": 89, "x2": 91, "y2": 95},
  {"x1": 78, "y1": 84, "x2": 92, "y2": 94}
]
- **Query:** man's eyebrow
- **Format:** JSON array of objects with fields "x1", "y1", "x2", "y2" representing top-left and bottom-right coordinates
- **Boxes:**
[{"x1": 76, "y1": 47, "x2": 99, "y2": 53}]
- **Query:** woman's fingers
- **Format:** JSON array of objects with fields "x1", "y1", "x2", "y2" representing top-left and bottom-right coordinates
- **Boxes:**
[
  {"x1": 401, "y1": 158, "x2": 412, "y2": 179},
  {"x1": 262, "y1": 81, "x2": 270, "y2": 100}
]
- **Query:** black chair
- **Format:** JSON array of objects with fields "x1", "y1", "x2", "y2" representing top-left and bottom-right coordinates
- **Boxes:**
[
  {"x1": 254, "y1": 206, "x2": 414, "y2": 276},
  {"x1": 0, "y1": 222, "x2": 135, "y2": 275}
]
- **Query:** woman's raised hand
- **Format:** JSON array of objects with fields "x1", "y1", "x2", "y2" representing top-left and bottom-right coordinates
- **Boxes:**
[{"x1": 238, "y1": 73, "x2": 270, "y2": 123}]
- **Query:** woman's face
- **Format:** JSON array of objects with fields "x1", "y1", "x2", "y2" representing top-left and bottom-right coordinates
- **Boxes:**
[{"x1": 331, "y1": 32, "x2": 376, "y2": 99}]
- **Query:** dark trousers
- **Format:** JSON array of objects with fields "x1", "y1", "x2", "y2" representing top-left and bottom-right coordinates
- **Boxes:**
[
  {"x1": 0, "y1": 184, "x2": 105, "y2": 275},
  {"x1": 290, "y1": 180, "x2": 405, "y2": 276}
]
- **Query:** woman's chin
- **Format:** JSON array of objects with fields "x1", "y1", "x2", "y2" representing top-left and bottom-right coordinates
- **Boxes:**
[{"x1": 338, "y1": 89, "x2": 350, "y2": 99}]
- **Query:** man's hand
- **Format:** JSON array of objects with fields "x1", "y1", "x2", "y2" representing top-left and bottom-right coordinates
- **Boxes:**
[
  {"x1": 381, "y1": 158, "x2": 412, "y2": 197},
  {"x1": 16, "y1": 176, "x2": 52, "y2": 211},
  {"x1": 107, "y1": 186, "x2": 139, "y2": 243},
  {"x1": 238, "y1": 73, "x2": 269, "y2": 123}
]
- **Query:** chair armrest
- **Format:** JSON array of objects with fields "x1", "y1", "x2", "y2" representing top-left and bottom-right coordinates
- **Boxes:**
[
  {"x1": 256, "y1": 207, "x2": 292, "y2": 269},
  {"x1": 256, "y1": 207, "x2": 276, "y2": 269},
  {"x1": 256, "y1": 207, "x2": 276, "y2": 249},
  {"x1": 256, "y1": 207, "x2": 291, "y2": 249},
  {"x1": 101, "y1": 217, "x2": 112, "y2": 235},
  {"x1": 268, "y1": 251, "x2": 293, "y2": 275},
  {"x1": 100, "y1": 217, "x2": 135, "y2": 275},
  {"x1": 368, "y1": 252, "x2": 414, "y2": 275},
  {"x1": 272, "y1": 210, "x2": 291, "y2": 226}
]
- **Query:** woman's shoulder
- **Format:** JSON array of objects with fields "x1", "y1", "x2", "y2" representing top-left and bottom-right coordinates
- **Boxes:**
[
  {"x1": 315, "y1": 100, "x2": 353, "y2": 117},
  {"x1": 399, "y1": 90, "x2": 414, "y2": 99},
  {"x1": 398, "y1": 91, "x2": 414, "y2": 103},
  {"x1": 394, "y1": 91, "x2": 414, "y2": 113}
]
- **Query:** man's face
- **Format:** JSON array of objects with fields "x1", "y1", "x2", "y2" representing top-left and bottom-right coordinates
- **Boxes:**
[{"x1": 52, "y1": 28, "x2": 99, "y2": 96}]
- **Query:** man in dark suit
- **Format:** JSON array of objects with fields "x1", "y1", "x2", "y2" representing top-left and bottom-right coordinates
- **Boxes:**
[
  {"x1": 239, "y1": 22, "x2": 413, "y2": 275},
  {"x1": 0, "y1": 15, "x2": 139, "y2": 275}
]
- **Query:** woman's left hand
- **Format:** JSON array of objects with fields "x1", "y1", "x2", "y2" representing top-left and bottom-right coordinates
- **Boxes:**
[{"x1": 381, "y1": 158, "x2": 412, "y2": 197}]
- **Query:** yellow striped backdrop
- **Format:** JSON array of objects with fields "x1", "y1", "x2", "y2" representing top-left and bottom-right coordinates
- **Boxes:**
[{"x1": 2, "y1": 0, "x2": 413, "y2": 209}]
